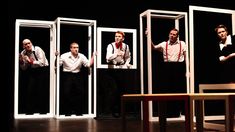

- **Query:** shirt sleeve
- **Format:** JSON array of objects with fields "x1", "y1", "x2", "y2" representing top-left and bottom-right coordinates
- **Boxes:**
[
  {"x1": 33, "y1": 46, "x2": 49, "y2": 67},
  {"x1": 106, "y1": 43, "x2": 117, "y2": 63},
  {"x1": 81, "y1": 54, "x2": 90, "y2": 67},
  {"x1": 124, "y1": 44, "x2": 131, "y2": 64}
]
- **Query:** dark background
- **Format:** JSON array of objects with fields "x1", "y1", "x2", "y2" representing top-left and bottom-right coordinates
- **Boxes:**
[{"x1": 7, "y1": 0, "x2": 235, "y2": 131}]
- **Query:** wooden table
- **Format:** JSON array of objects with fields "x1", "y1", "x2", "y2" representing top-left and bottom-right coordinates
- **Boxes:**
[{"x1": 229, "y1": 94, "x2": 235, "y2": 132}]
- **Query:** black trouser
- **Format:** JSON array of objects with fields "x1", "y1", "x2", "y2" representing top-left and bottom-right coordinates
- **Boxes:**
[
  {"x1": 21, "y1": 67, "x2": 49, "y2": 114},
  {"x1": 158, "y1": 62, "x2": 187, "y2": 117},
  {"x1": 60, "y1": 72, "x2": 84, "y2": 115},
  {"x1": 219, "y1": 59, "x2": 235, "y2": 83},
  {"x1": 110, "y1": 70, "x2": 126, "y2": 116}
]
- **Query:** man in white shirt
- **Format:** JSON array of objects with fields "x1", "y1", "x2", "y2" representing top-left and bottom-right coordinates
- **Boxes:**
[
  {"x1": 19, "y1": 38, "x2": 49, "y2": 114},
  {"x1": 58, "y1": 42, "x2": 95, "y2": 115},
  {"x1": 147, "y1": 28, "x2": 188, "y2": 117},
  {"x1": 106, "y1": 31, "x2": 131, "y2": 68}
]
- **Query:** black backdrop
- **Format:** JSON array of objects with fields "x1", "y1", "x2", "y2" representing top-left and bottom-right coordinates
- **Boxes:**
[{"x1": 7, "y1": 0, "x2": 235, "y2": 131}]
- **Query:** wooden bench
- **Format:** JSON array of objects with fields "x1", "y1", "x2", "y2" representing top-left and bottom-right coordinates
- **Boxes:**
[
  {"x1": 198, "y1": 83, "x2": 235, "y2": 132},
  {"x1": 199, "y1": 83, "x2": 235, "y2": 93},
  {"x1": 189, "y1": 93, "x2": 235, "y2": 132},
  {"x1": 121, "y1": 93, "x2": 190, "y2": 132}
]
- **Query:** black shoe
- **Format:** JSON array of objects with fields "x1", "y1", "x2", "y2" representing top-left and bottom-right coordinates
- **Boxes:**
[
  {"x1": 65, "y1": 113, "x2": 71, "y2": 116},
  {"x1": 167, "y1": 113, "x2": 180, "y2": 118},
  {"x1": 112, "y1": 112, "x2": 120, "y2": 118},
  {"x1": 76, "y1": 113, "x2": 82, "y2": 116},
  {"x1": 62, "y1": 111, "x2": 72, "y2": 116}
]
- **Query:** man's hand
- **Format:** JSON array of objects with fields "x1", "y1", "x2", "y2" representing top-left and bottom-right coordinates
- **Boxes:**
[
  {"x1": 55, "y1": 51, "x2": 60, "y2": 56},
  {"x1": 117, "y1": 50, "x2": 124, "y2": 57}
]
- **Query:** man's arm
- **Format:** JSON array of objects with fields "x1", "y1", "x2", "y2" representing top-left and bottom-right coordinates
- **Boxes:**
[
  {"x1": 106, "y1": 44, "x2": 117, "y2": 63},
  {"x1": 145, "y1": 28, "x2": 163, "y2": 52},
  {"x1": 220, "y1": 52, "x2": 235, "y2": 62},
  {"x1": 33, "y1": 47, "x2": 48, "y2": 67},
  {"x1": 89, "y1": 51, "x2": 97, "y2": 67}
]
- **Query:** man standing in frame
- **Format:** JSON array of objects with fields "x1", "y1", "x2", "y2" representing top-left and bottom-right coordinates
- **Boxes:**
[
  {"x1": 215, "y1": 24, "x2": 235, "y2": 83},
  {"x1": 102, "y1": 31, "x2": 132, "y2": 117},
  {"x1": 106, "y1": 31, "x2": 132, "y2": 69},
  {"x1": 19, "y1": 38, "x2": 49, "y2": 114}
]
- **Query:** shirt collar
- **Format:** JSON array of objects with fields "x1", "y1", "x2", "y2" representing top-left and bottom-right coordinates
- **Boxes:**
[
  {"x1": 69, "y1": 52, "x2": 78, "y2": 58},
  {"x1": 168, "y1": 39, "x2": 179, "y2": 45},
  {"x1": 219, "y1": 35, "x2": 232, "y2": 50}
]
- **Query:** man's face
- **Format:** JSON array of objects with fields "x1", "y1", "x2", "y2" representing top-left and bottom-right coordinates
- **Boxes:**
[
  {"x1": 169, "y1": 30, "x2": 178, "y2": 43},
  {"x1": 70, "y1": 44, "x2": 79, "y2": 55},
  {"x1": 115, "y1": 33, "x2": 124, "y2": 43},
  {"x1": 22, "y1": 39, "x2": 33, "y2": 52},
  {"x1": 217, "y1": 28, "x2": 228, "y2": 41}
]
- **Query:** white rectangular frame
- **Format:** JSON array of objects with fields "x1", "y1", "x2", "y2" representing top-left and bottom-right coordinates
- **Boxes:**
[
  {"x1": 55, "y1": 17, "x2": 97, "y2": 119},
  {"x1": 140, "y1": 9, "x2": 189, "y2": 122},
  {"x1": 14, "y1": 19, "x2": 56, "y2": 119},
  {"x1": 189, "y1": 5, "x2": 235, "y2": 93},
  {"x1": 97, "y1": 27, "x2": 137, "y2": 69},
  {"x1": 199, "y1": 83, "x2": 235, "y2": 93},
  {"x1": 189, "y1": 5, "x2": 235, "y2": 122}
]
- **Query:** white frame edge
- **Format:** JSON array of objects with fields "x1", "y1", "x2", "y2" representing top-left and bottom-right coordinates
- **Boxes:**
[
  {"x1": 54, "y1": 17, "x2": 97, "y2": 119},
  {"x1": 14, "y1": 19, "x2": 55, "y2": 119},
  {"x1": 97, "y1": 27, "x2": 137, "y2": 69}
]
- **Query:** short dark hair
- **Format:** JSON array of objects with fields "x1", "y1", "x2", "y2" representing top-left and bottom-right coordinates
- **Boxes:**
[
  {"x1": 170, "y1": 28, "x2": 179, "y2": 36},
  {"x1": 116, "y1": 31, "x2": 125, "y2": 37},
  {"x1": 215, "y1": 24, "x2": 228, "y2": 33},
  {"x1": 70, "y1": 42, "x2": 79, "y2": 48}
]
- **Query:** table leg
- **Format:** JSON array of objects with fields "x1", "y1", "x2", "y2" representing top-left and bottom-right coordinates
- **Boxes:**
[
  {"x1": 158, "y1": 101, "x2": 167, "y2": 132},
  {"x1": 121, "y1": 98, "x2": 126, "y2": 132},
  {"x1": 143, "y1": 99, "x2": 150, "y2": 132},
  {"x1": 229, "y1": 96, "x2": 235, "y2": 132},
  {"x1": 184, "y1": 98, "x2": 190, "y2": 132},
  {"x1": 195, "y1": 100, "x2": 204, "y2": 132}
]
